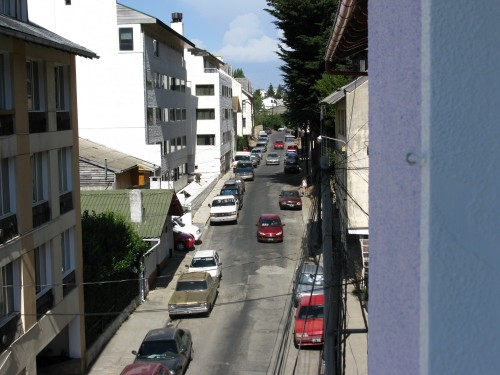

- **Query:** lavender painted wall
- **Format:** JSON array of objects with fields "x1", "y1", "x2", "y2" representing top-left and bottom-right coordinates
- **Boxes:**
[{"x1": 370, "y1": 0, "x2": 500, "y2": 374}]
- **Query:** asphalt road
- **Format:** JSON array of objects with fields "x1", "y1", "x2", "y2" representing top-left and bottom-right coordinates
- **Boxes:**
[{"x1": 176, "y1": 133, "x2": 322, "y2": 375}]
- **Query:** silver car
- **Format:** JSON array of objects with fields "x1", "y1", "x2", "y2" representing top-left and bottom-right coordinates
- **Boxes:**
[
  {"x1": 293, "y1": 263, "x2": 324, "y2": 306},
  {"x1": 266, "y1": 152, "x2": 280, "y2": 165}
]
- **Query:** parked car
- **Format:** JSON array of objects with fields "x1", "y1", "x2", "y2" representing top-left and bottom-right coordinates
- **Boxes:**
[
  {"x1": 186, "y1": 249, "x2": 222, "y2": 280},
  {"x1": 293, "y1": 294, "x2": 325, "y2": 348},
  {"x1": 251, "y1": 147, "x2": 264, "y2": 161},
  {"x1": 168, "y1": 272, "x2": 219, "y2": 317},
  {"x1": 264, "y1": 127, "x2": 272, "y2": 134},
  {"x1": 209, "y1": 195, "x2": 239, "y2": 225},
  {"x1": 233, "y1": 151, "x2": 252, "y2": 170},
  {"x1": 223, "y1": 179, "x2": 245, "y2": 195},
  {"x1": 250, "y1": 154, "x2": 259, "y2": 168},
  {"x1": 258, "y1": 136, "x2": 269, "y2": 144},
  {"x1": 293, "y1": 263, "x2": 325, "y2": 306},
  {"x1": 234, "y1": 163, "x2": 255, "y2": 181},
  {"x1": 172, "y1": 215, "x2": 202, "y2": 243},
  {"x1": 131, "y1": 328, "x2": 193, "y2": 375},
  {"x1": 279, "y1": 189, "x2": 302, "y2": 210},
  {"x1": 120, "y1": 363, "x2": 172, "y2": 375},
  {"x1": 173, "y1": 230, "x2": 195, "y2": 251},
  {"x1": 256, "y1": 214, "x2": 284, "y2": 242},
  {"x1": 274, "y1": 140, "x2": 285, "y2": 149},
  {"x1": 277, "y1": 126, "x2": 286, "y2": 132},
  {"x1": 287, "y1": 144, "x2": 299, "y2": 153},
  {"x1": 285, "y1": 135, "x2": 296, "y2": 142},
  {"x1": 256, "y1": 141, "x2": 267, "y2": 152},
  {"x1": 266, "y1": 152, "x2": 280, "y2": 165},
  {"x1": 219, "y1": 186, "x2": 243, "y2": 209},
  {"x1": 284, "y1": 156, "x2": 300, "y2": 173}
]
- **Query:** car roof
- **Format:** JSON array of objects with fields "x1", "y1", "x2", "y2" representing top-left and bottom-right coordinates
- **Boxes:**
[
  {"x1": 299, "y1": 263, "x2": 324, "y2": 275},
  {"x1": 143, "y1": 328, "x2": 178, "y2": 341},
  {"x1": 178, "y1": 271, "x2": 211, "y2": 281},
  {"x1": 213, "y1": 195, "x2": 235, "y2": 200},
  {"x1": 299, "y1": 294, "x2": 325, "y2": 306},
  {"x1": 258, "y1": 213, "x2": 281, "y2": 219},
  {"x1": 192, "y1": 249, "x2": 217, "y2": 258}
]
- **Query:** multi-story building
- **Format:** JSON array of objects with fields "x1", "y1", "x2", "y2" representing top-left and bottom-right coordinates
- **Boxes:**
[
  {"x1": 233, "y1": 77, "x2": 253, "y2": 138},
  {"x1": 0, "y1": 2, "x2": 97, "y2": 373},
  {"x1": 28, "y1": 1, "x2": 197, "y2": 191}
]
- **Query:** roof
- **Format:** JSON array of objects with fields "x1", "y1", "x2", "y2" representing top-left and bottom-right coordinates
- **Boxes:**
[
  {"x1": 79, "y1": 138, "x2": 158, "y2": 173},
  {"x1": 80, "y1": 190, "x2": 184, "y2": 238},
  {"x1": 0, "y1": 14, "x2": 97, "y2": 59},
  {"x1": 320, "y1": 76, "x2": 368, "y2": 105},
  {"x1": 299, "y1": 294, "x2": 325, "y2": 306},
  {"x1": 143, "y1": 328, "x2": 177, "y2": 341},
  {"x1": 192, "y1": 249, "x2": 217, "y2": 258}
]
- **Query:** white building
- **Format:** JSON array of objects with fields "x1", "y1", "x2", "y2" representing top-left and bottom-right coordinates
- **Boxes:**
[{"x1": 28, "y1": 1, "x2": 197, "y2": 191}]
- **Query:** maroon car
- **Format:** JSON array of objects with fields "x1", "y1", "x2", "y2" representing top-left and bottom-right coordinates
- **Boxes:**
[
  {"x1": 256, "y1": 214, "x2": 285, "y2": 242},
  {"x1": 279, "y1": 189, "x2": 303, "y2": 210},
  {"x1": 173, "y1": 230, "x2": 195, "y2": 251},
  {"x1": 120, "y1": 363, "x2": 172, "y2": 375},
  {"x1": 274, "y1": 140, "x2": 285, "y2": 149}
]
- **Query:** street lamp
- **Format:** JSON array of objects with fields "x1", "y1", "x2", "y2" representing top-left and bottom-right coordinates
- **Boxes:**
[{"x1": 317, "y1": 135, "x2": 347, "y2": 152}]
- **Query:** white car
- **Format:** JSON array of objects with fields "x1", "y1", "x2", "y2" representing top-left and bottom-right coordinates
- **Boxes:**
[
  {"x1": 186, "y1": 249, "x2": 222, "y2": 280},
  {"x1": 209, "y1": 195, "x2": 238, "y2": 225},
  {"x1": 172, "y1": 215, "x2": 202, "y2": 242}
]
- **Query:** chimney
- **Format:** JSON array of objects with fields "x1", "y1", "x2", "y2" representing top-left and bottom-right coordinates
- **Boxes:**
[
  {"x1": 171, "y1": 12, "x2": 184, "y2": 35},
  {"x1": 129, "y1": 190, "x2": 143, "y2": 223}
]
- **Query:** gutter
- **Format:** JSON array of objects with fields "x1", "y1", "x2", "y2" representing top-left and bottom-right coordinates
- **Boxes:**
[{"x1": 324, "y1": 0, "x2": 356, "y2": 64}]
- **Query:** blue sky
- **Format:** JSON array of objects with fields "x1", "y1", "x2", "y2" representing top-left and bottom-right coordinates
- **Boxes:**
[{"x1": 118, "y1": 0, "x2": 284, "y2": 92}]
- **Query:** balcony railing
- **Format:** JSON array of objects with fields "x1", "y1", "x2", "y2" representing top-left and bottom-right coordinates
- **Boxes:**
[
  {"x1": 0, "y1": 112, "x2": 14, "y2": 136},
  {"x1": 29, "y1": 112, "x2": 47, "y2": 133},
  {"x1": 59, "y1": 191, "x2": 73, "y2": 215},
  {"x1": 0, "y1": 213, "x2": 18, "y2": 244},
  {"x1": 36, "y1": 289, "x2": 54, "y2": 318},
  {"x1": 0, "y1": 312, "x2": 22, "y2": 352},
  {"x1": 32, "y1": 201, "x2": 50, "y2": 227},
  {"x1": 63, "y1": 270, "x2": 76, "y2": 297},
  {"x1": 204, "y1": 68, "x2": 218, "y2": 73},
  {"x1": 56, "y1": 111, "x2": 71, "y2": 131}
]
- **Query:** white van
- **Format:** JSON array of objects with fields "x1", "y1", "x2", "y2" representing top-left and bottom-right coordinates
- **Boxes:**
[
  {"x1": 209, "y1": 195, "x2": 239, "y2": 225},
  {"x1": 258, "y1": 130, "x2": 268, "y2": 137},
  {"x1": 233, "y1": 151, "x2": 252, "y2": 169}
]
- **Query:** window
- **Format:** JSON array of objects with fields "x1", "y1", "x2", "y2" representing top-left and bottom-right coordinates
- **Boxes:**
[
  {"x1": 26, "y1": 60, "x2": 41, "y2": 110},
  {"x1": 58, "y1": 147, "x2": 72, "y2": 193},
  {"x1": 170, "y1": 138, "x2": 176, "y2": 153},
  {"x1": 337, "y1": 109, "x2": 346, "y2": 135},
  {"x1": 61, "y1": 228, "x2": 74, "y2": 275},
  {"x1": 0, "y1": 158, "x2": 13, "y2": 216},
  {"x1": 54, "y1": 65, "x2": 68, "y2": 110},
  {"x1": 119, "y1": 28, "x2": 134, "y2": 51},
  {"x1": 35, "y1": 243, "x2": 51, "y2": 295},
  {"x1": 197, "y1": 134, "x2": 215, "y2": 146},
  {"x1": 31, "y1": 152, "x2": 47, "y2": 203},
  {"x1": 153, "y1": 39, "x2": 159, "y2": 57},
  {"x1": 0, "y1": 261, "x2": 19, "y2": 317},
  {"x1": 147, "y1": 107, "x2": 154, "y2": 125},
  {"x1": 196, "y1": 109, "x2": 215, "y2": 120},
  {"x1": 0, "y1": 53, "x2": 11, "y2": 110}
]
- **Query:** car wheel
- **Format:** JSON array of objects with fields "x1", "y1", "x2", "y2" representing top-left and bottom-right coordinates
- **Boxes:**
[
  {"x1": 206, "y1": 303, "x2": 212, "y2": 317},
  {"x1": 176, "y1": 242, "x2": 186, "y2": 251},
  {"x1": 293, "y1": 336, "x2": 299, "y2": 349},
  {"x1": 189, "y1": 344, "x2": 194, "y2": 361}
]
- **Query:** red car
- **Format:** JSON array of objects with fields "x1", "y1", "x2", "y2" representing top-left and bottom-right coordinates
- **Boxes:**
[
  {"x1": 279, "y1": 189, "x2": 302, "y2": 210},
  {"x1": 274, "y1": 140, "x2": 285, "y2": 149},
  {"x1": 120, "y1": 363, "x2": 172, "y2": 375},
  {"x1": 287, "y1": 144, "x2": 299, "y2": 153},
  {"x1": 256, "y1": 214, "x2": 284, "y2": 242},
  {"x1": 173, "y1": 230, "x2": 195, "y2": 251},
  {"x1": 294, "y1": 294, "x2": 325, "y2": 348}
]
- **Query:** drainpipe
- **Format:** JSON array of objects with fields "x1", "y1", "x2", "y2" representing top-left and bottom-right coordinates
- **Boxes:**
[{"x1": 140, "y1": 238, "x2": 161, "y2": 302}]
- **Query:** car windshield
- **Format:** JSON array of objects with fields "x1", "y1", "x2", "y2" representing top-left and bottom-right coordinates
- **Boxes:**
[
  {"x1": 212, "y1": 198, "x2": 235, "y2": 206},
  {"x1": 268, "y1": 153, "x2": 279, "y2": 158},
  {"x1": 298, "y1": 305, "x2": 324, "y2": 319},
  {"x1": 137, "y1": 339, "x2": 178, "y2": 359},
  {"x1": 236, "y1": 168, "x2": 252, "y2": 173},
  {"x1": 191, "y1": 257, "x2": 217, "y2": 268},
  {"x1": 176, "y1": 280, "x2": 208, "y2": 291},
  {"x1": 221, "y1": 189, "x2": 239, "y2": 196},
  {"x1": 259, "y1": 217, "x2": 281, "y2": 227},
  {"x1": 299, "y1": 273, "x2": 324, "y2": 286},
  {"x1": 235, "y1": 155, "x2": 250, "y2": 161},
  {"x1": 282, "y1": 191, "x2": 300, "y2": 198},
  {"x1": 173, "y1": 218, "x2": 185, "y2": 227}
]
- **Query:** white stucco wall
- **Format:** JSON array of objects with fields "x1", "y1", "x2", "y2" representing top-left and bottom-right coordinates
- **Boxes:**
[{"x1": 369, "y1": 1, "x2": 500, "y2": 374}]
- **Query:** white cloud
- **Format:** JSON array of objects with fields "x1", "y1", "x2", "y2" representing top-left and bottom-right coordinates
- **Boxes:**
[{"x1": 216, "y1": 13, "x2": 280, "y2": 63}]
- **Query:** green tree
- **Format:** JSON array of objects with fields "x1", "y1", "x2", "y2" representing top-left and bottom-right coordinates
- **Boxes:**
[
  {"x1": 253, "y1": 89, "x2": 265, "y2": 127},
  {"x1": 275, "y1": 84, "x2": 285, "y2": 99},
  {"x1": 266, "y1": 0, "x2": 338, "y2": 134},
  {"x1": 315, "y1": 72, "x2": 351, "y2": 130},
  {"x1": 234, "y1": 68, "x2": 245, "y2": 78},
  {"x1": 266, "y1": 83, "x2": 276, "y2": 98}
]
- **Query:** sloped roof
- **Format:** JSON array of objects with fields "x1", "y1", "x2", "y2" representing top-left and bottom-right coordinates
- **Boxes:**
[
  {"x1": 81, "y1": 190, "x2": 184, "y2": 239},
  {"x1": 79, "y1": 138, "x2": 158, "y2": 173},
  {"x1": 0, "y1": 14, "x2": 97, "y2": 59},
  {"x1": 320, "y1": 76, "x2": 368, "y2": 105}
]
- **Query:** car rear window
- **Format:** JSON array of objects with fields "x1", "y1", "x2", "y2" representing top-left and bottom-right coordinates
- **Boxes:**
[
  {"x1": 298, "y1": 305, "x2": 324, "y2": 319},
  {"x1": 176, "y1": 280, "x2": 208, "y2": 291}
]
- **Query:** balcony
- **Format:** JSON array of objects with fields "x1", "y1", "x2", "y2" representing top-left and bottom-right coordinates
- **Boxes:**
[
  {"x1": 63, "y1": 270, "x2": 76, "y2": 297},
  {"x1": 32, "y1": 201, "x2": 50, "y2": 228},
  {"x1": 56, "y1": 111, "x2": 71, "y2": 131},
  {"x1": 29, "y1": 112, "x2": 48, "y2": 133},
  {"x1": 204, "y1": 68, "x2": 218, "y2": 73},
  {"x1": 0, "y1": 312, "x2": 22, "y2": 352},
  {"x1": 59, "y1": 191, "x2": 73, "y2": 215},
  {"x1": 0, "y1": 111, "x2": 14, "y2": 136},
  {"x1": 0, "y1": 213, "x2": 18, "y2": 244},
  {"x1": 36, "y1": 289, "x2": 54, "y2": 318}
]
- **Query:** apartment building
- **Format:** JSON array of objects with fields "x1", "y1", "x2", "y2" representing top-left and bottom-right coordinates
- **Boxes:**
[
  {"x1": 29, "y1": 1, "x2": 197, "y2": 191},
  {"x1": 233, "y1": 77, "x2": 253, "y2": 138},
  {"x1": 0, "y1": 1, "x2": 97, "y2": 373}
]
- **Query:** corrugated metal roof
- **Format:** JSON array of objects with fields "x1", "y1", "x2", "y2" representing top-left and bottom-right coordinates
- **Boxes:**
[
  {"x1": 79, "y1": 138, "x2": 158, "y2": 173},
  {"x1": 0, "y1": 14, "x2": 97, "y2": 59},
  {"x1": 320, "y1": 76, "x2": 368, "y2": 105},
  {"x1": 81, "y1": 190, "x2": 184, "y2": 238}
]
